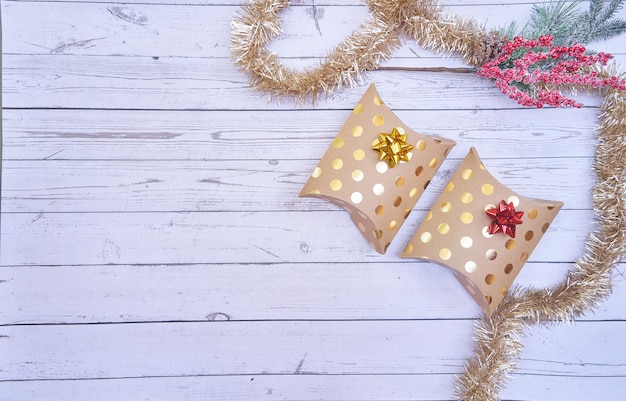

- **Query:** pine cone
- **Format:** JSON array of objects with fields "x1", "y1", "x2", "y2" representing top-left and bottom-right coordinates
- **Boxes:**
[{"x1": 471, "y1": 30, "x2": 507, "y2": 67}]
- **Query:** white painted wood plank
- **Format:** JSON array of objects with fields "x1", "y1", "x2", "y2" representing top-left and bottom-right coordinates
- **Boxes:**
[
  {"x1": 502, "y1": 375, "x2": 626, "y2": 401},
  {"x1": 0, "y1": 320, "x2": 477, "y2": 381},
  {"x1": 518, "y1": 322, "x2": 626, "y2": 378},
  {"x1": 1, "y1": 373, "x2": 625, "y2": 401},
  {"x1": 0, "y1": 210, "x2": 596, "y2": 266},
  {"x1": 0, "y1": 156, "x2": 595, "y2": 213},
  {"x1": 0, "y1": 374, "x2": 464, "y2": 401},
  {"x1": 1, "y1": 263, "x2": 623, "y2": 325},
  {"x1": 1, "y1": 107, "x2": 602, "y2": 160},
  {"x1": 1, "y1": 321, "x2": 624, "y2": 380},
  {"x1": 2, "y1": 55, "x2": 612, "y2": 110},
  {"x1": 0, "y1": 55, "x2": 516, "y2": 110},
  {"x1": 3, "y1": 2, "x2": 624, "y2": 58},
  {"x1": 0, "y1": 2, "x2": 517, "y2": 58}
]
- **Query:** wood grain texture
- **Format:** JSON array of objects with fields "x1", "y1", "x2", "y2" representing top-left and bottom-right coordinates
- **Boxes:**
[
  {"x1": 1, "y1": 320, "x2": 625, "y2": 380},
  {"x1": 0, "y1": 2, "x2": 529, "y2": 58},
  {"x1": 1, "y1": 108, "x2": 602, "y2": 160},
  {"x1": 1, "y1": 374, "x2": 625, "y2": 401},
  {"x1": 1, "y1": 157, "x2": 595, "y2": 212},
  {"x1": 3, "y1": 1, "x2": 624, "y2": 58},
  {"x1": 2, "y1": 1, "x2": 625, "y2": 400},
  {"x1": 0, "y1": 55, "x2": 534, "y2": 110},
  {"x1": 5, "y1": 54, "x2": 618, "y2": 110},
  {"x1": 1, "y1": 263, "x2": 624, "y2": 325},
  {"x1": 0, "y1": 209, "x2": 594, "y2": 265}
]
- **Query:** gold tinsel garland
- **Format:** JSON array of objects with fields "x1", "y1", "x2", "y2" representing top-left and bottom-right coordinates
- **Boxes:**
[
  {"x1": 230, "y1": 0, "x2": 402, "y2": 103},
  {"x1": 230, "y1": 1, "x2": 626, "y2": 400},
  {"x1": 457, "y1": 81, "x2": 626, "y2": 400},
  {"x1": 230, "y1": 0, "x2": 502, "y2": 103}
]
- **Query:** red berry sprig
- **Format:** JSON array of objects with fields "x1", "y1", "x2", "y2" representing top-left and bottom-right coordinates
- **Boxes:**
[{"x1": 477, "y1": 35, "x2": 626, "y2": 108}]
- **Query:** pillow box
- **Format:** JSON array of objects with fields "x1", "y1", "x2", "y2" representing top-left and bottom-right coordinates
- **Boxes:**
[
  {"x1": 401, "y1": 147, "x2": 563, "y2": 316},
  {"x1": 300, "y1": 83, "x2": 456, "y2": 254}
]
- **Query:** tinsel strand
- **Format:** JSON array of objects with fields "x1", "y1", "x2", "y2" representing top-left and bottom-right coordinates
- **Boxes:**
[
  {"x1": 455, "y1": 75, "x2": 626, "y2": 401},
  {"x1": 230, "y1": 0, "x2": 404, "y2": 103},
  {"x1": 230, "y1": 0, "x2": 498, "y2": 103}
]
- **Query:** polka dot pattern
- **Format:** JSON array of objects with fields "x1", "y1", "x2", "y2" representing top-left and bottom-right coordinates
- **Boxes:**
[
  {"x1": 460, "y1": 236, "x2": 473, "y2": 248},
  {"x1": 376, "y1": 162, "x2": 388, "y2": 174},
  {"x1": 461, "y1": 212, "x2": 473, "y2": 224},
  {"x1": 300, "y1": 83, "x2": 457, "y2": 255},
  {"x1": 332, "y1": 159, "x2": 343, "y2": 170},
  {"x1": 461, "y1": 192, "x2": 473, "y2": 204},
  {"x1": 352, "y1": 170, "x2": 364, "y2": 182},
  {"x1": 401, "y1": 147, "x2": 564, "y2": 316},
  {"x1": 330, "y1": 179, "x2": 342, "y2": 191},
  {"x1": 465, "y1": 261, "x2": 477, "y2": 273},
  {"x1": 439, "y1": 248, "x2": 452, "y2": 260},
  {"x1": 372, "y1": 115, "x2": 384, "y2": 126}
]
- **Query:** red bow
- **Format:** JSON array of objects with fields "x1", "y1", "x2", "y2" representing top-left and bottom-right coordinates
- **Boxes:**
[{"x1": 486, "y1": 200, "x2": 524, "y2": 238}]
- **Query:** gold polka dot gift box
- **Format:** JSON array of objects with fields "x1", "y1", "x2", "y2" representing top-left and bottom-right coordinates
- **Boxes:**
[
  {"x1": 300, "y1": 83, "x2": 456, "y2": 254},
  {"x1": 401, "y1": 147, "x2": 563, "y2": 316}
]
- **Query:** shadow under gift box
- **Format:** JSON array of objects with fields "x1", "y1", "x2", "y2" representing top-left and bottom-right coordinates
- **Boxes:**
[
  {"x1": 401, "y1": 147, "x2": 563, "y2": 316},
  {"x1": 300, "y1": 84, "x2": 456, "y2": 254}
]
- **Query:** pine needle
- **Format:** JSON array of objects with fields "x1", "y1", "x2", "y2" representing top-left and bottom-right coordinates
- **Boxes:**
[{"x1": 514, "y1": 0, "x2": 626, "y2": 45}]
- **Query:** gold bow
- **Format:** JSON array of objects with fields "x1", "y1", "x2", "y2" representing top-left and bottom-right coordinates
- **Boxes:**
[{"x1": 372, "y1": 128, "x2": 414, "y2": 168}]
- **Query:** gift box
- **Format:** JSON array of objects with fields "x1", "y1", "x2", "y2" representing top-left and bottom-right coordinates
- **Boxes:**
[
  {"x1": 300, "y1": 84, "x2": 456, "y2": 254},
  {"x1": 401, "y1": 147, "x2": 563, "y2": 316}
]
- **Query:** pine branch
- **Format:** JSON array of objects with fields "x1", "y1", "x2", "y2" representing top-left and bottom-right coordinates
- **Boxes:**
[
  {"x1": 498, "y1": 21, "x2": 519, "y2": 39},
  {"x1": 588, "y1": 0, "x2": 604, "y2": 20},
  {"x1": 576, "y1": 0, "x2": 626, "y2": 44},
  {"x1": 594, "y1": 19, "x2": 626, "y2": 41},
  {"x1": 522, "y1": 0, "x2": 584, "y2": 45},
  {"x1": 516, "y1": 0, "x2": 626, "y2": 45},
  {"x1": 597, "y1": 0, "x2": 624, "y2": 23}
]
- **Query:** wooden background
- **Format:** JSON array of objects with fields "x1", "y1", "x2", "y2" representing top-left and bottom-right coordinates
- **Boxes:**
[{"x1": 2, "y1": 0, "x2": 626, "y2": 400}]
